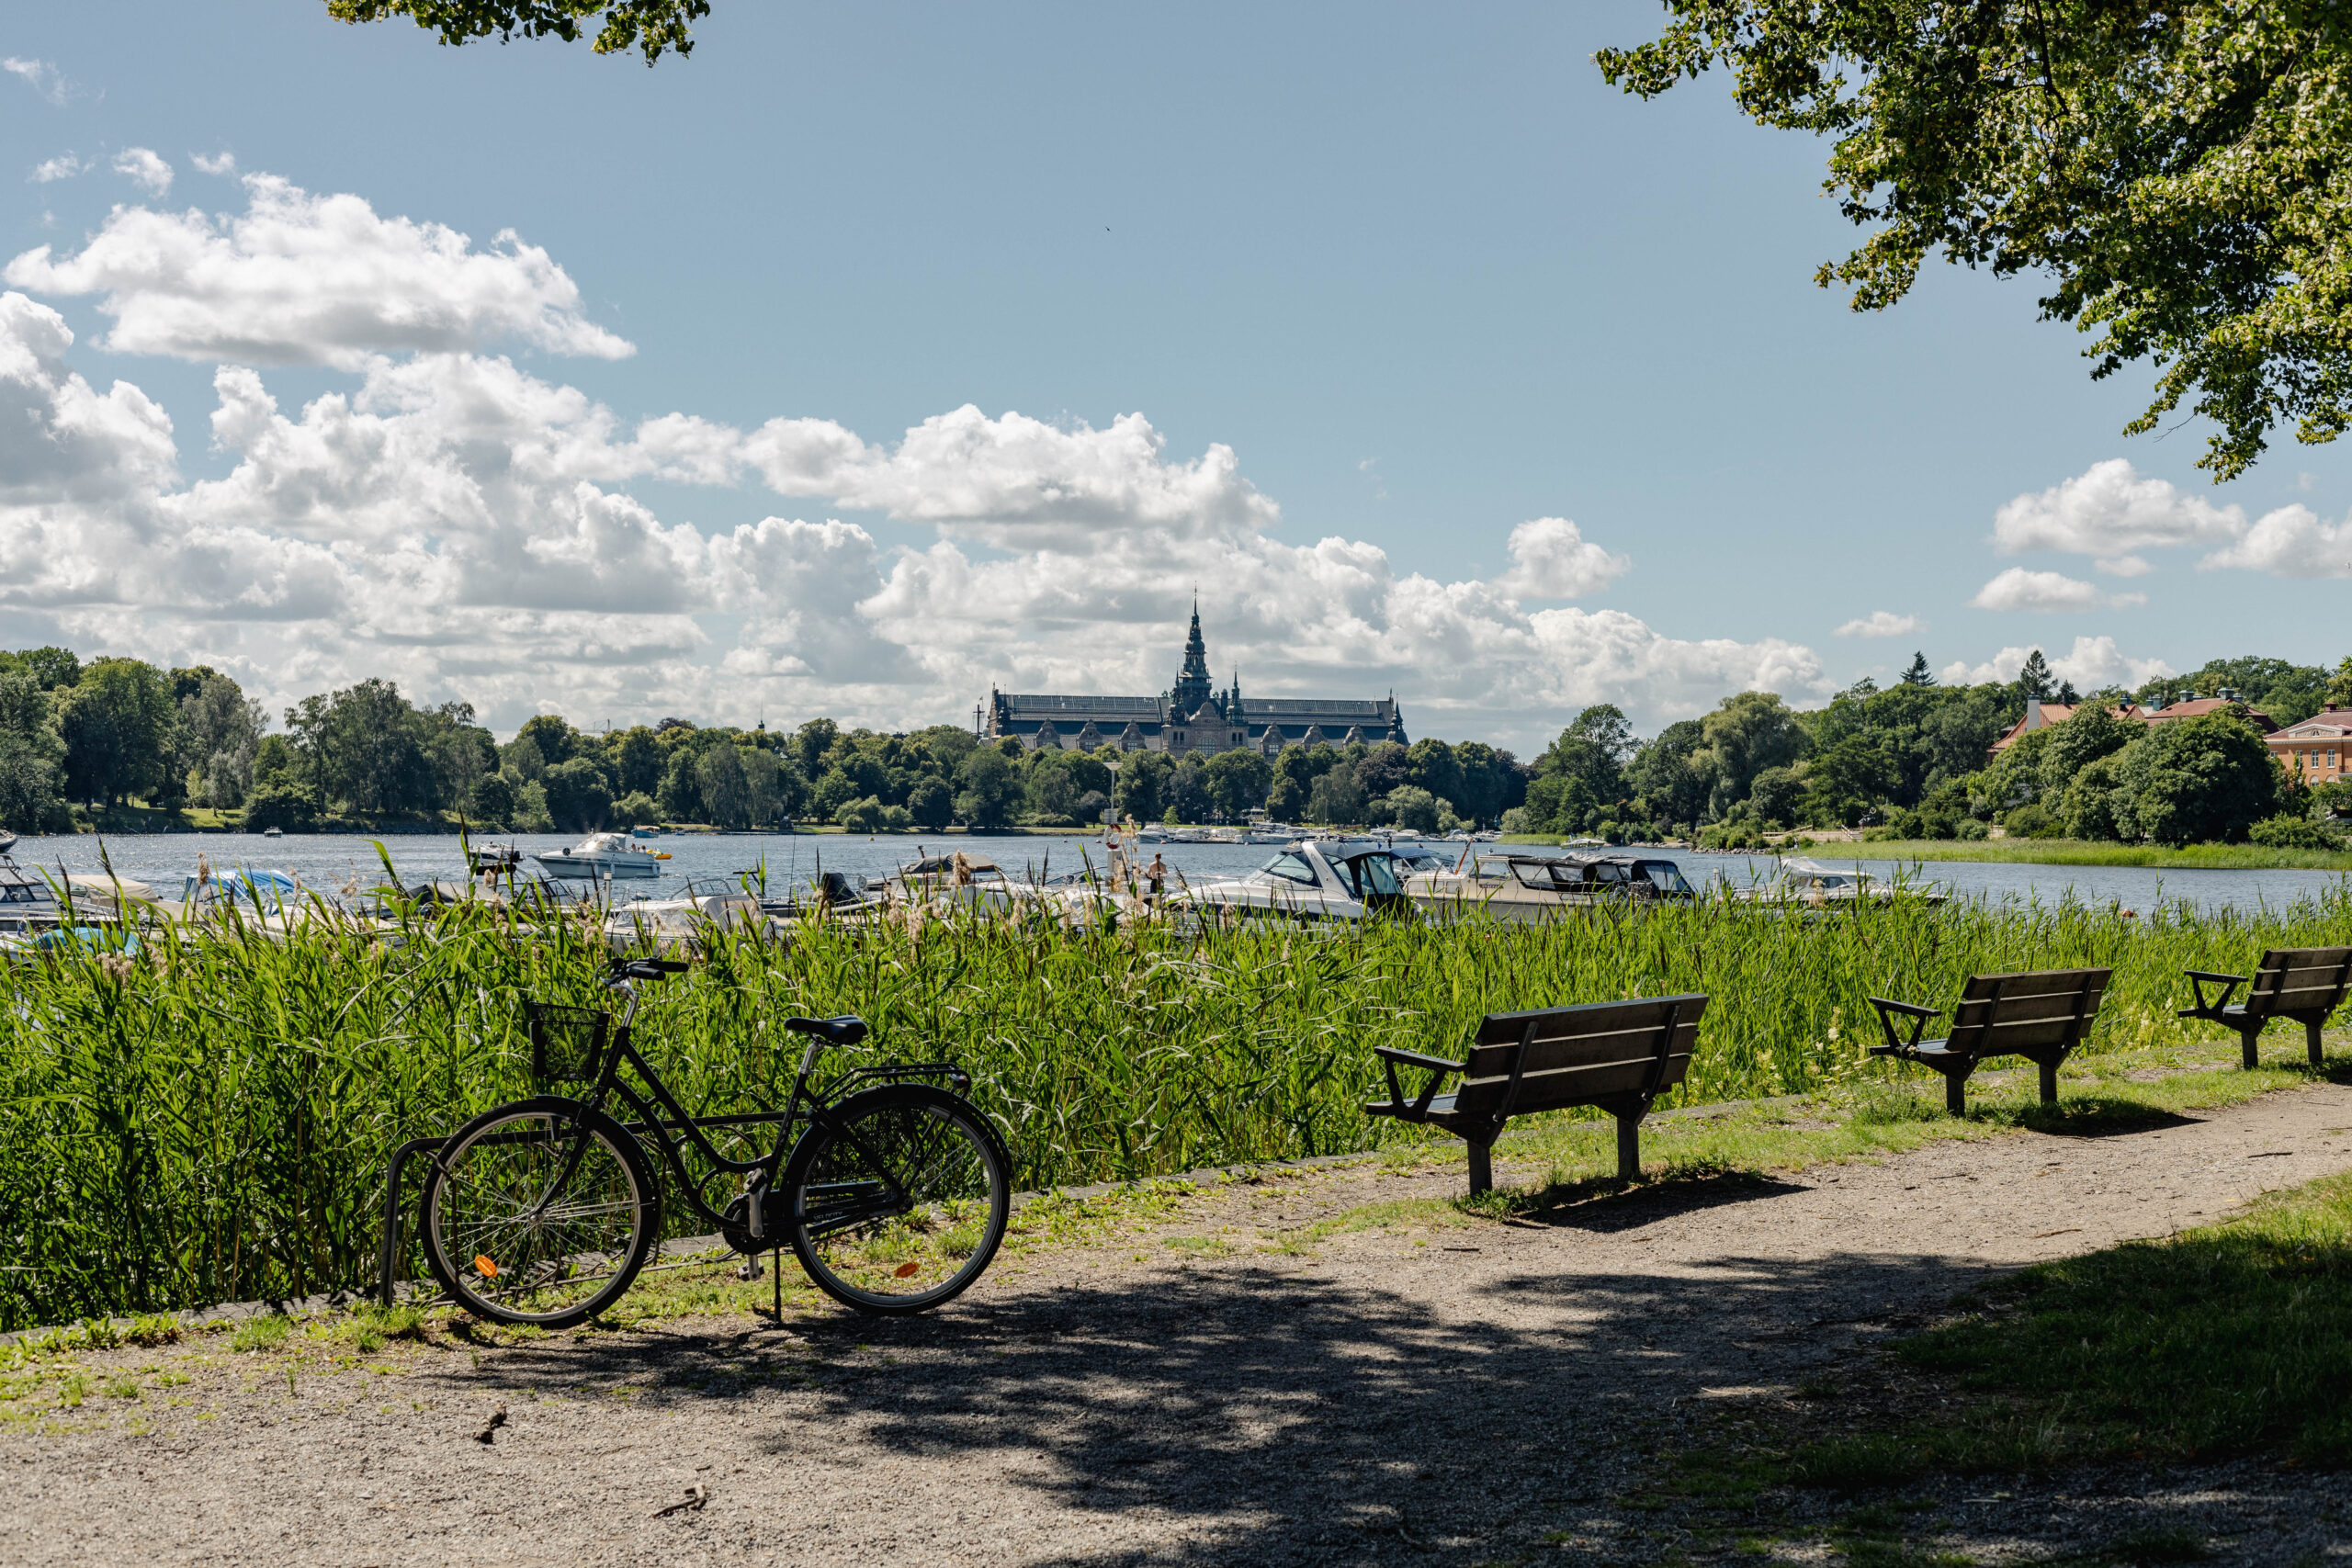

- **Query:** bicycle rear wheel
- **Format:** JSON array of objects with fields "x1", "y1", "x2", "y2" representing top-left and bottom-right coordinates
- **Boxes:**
[
  {"x1": 782, "y1": 1083, "x2": 1010, "y2": 1314},
  {"x1": 419, "y1": 1096, "x2": 660, "y2": 1328}
]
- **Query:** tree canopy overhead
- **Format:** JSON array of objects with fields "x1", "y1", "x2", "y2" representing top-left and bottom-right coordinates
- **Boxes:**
[
  {"x1": 324, "y1": 0, "x2": 708, "y2": 63},
  {"x1": 1600, "y1": 2, "x2": 2352, "y2": 479}
]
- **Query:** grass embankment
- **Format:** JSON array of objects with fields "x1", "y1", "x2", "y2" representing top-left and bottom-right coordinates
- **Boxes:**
[
  {"x1": 1791, "y1": 837, "x2": 2352, "y2": 872},
  {"x1": 5, "y1": 885, "x2": 2351, "y2": 1328},
  {"x1": 2, "y1": 1035, "x2": 2336, "y2": 1433}
]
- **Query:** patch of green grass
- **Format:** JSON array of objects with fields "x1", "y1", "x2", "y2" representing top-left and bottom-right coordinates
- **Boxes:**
[
  {"x1": 1006, "y1": 1179, "x2": 1204, "y2": 1252},
  {"x1": 1884, "y1": 1169, "x2": 2352, "y2": 1465},
  {"x1": 1161, "y1": 1234, "x2": 1235, "y2": 1257},
  {"x1": 123, "y1": 1314, "x2": 180, "y2": 1347},
  {"x1": 230, "y1": 1314, "x2": 290, "y2": 1353}
]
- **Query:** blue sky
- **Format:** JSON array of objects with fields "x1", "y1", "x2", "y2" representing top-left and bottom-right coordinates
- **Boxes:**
[{"x1": 3, "y1": 1, "x2": 2345, "y2": 748}]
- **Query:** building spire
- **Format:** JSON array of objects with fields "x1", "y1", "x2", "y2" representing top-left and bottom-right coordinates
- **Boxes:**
[{"x1": 1172, "y1": 593, "x2": 1214, "y2": 713}]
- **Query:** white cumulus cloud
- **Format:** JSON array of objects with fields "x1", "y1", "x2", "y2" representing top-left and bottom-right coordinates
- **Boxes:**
[
  {"x1": 2197, "y1": 504, "x2": 2352, "y2": 579},
  {"x1": 3, "y1": 174, "x2": 633, "y2": 367},
  {"x1": 29, "y1": 154, "x2": 84, "y2": 185},
  {"x1": 1493, "y1": 516, "x2": 1629, "y2": 600},
  {"x1": 1940, "y1": 637, "x2": 2175, "y2": 692},
  {"x1": 1834, "y1": 610, "x2": 1921, "y2": 639},
  {"x1": 1970, "y1": 567, "x2": 2144, "y2": 613},
  {"x1": 1993, "y1": 457, "x2": 2243, "y2": 558},
  {"x1": 111, "y1": 148, "x2": 172, "y2": 196},
  {"x1": 190, "y1": 152, "x2": 237, "y2": 177},
  {"x1": 0, "y1": 173, "x2": 1826, "y2": 744}
]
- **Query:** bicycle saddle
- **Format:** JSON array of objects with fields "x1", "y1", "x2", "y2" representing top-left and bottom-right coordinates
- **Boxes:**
[{"x1": 784, "y1": 1014, "x2": 869, "y2": 1046}]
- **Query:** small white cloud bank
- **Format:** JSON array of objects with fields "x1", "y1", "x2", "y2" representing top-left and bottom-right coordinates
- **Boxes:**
[
  {"x1": 2198, "y1": 505, "x2": 2352, "y2": 579},
  {"x1": 1970, "y1": 568, "x2": 2143, "y2": 613},
  {"x1": 2, "y1": 174, "x2": 633, "y2": 367},
  {"x1": 190, "y1": 152, "x2": 237, "y2": 177},
  {"x1": 1495, "y1": 516, "x2": 1629, "y2": 600},
  {"x1": 1993, "y1": 458, "x2": 2242, "y2": 557},
  {"x1": 29, "y1": 154, "x2": 84, "y2": 185},
  {"x1": 1835, "y1": 610, "x2": 1921, "y2": 639},
  {"x1": 111, "y1": 148, "x2": 172, "y2": 196},
  {"x1": 1941, "y1": 637, "x2": 2176, "y2": 692}
]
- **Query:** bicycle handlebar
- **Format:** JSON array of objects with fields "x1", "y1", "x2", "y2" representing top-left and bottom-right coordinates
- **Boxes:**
[{"x1": 607, "y1": 956, "x2": 690, "y2": 984}]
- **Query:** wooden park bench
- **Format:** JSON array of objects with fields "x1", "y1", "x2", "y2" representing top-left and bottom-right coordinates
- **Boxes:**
[
  {"x1": 2177, "y1": 947, "x2": 2352, "y2": 1067},
  {"x1": 1363, "y1": 995, "x2": 1707, "y2": 1194},
  {"x1": 1868, "y1": 968, "x2": 2109, "y2": 1114}
]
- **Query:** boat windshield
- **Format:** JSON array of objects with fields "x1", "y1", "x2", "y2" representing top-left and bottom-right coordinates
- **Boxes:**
[
  {"x1": 1636, "y1": 862, "x2": 1691, "y2": 895},
  {"x1": 1346, "y1": 853, "x2": 1403, "y2": 898},
  {"x1": 1258, "y1": 852, "x2": 1318, "y2": 886}
]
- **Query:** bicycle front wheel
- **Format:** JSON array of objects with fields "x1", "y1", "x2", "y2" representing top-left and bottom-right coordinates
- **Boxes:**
[
  {"x1": 782, "y1": 1083, "x2": 1011, "y2": 1314},
  {"x1": 419, "y1": 1096, "x2": 661, "y2": 1328}
]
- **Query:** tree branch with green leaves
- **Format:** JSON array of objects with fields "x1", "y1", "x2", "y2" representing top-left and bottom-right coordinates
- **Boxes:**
[
  {"x1": 1599, "y1": 2, "x2": 2352, "y2": 479},
  {"x1": 324, "y1": 0, "x2": 709, "y2": 64}
]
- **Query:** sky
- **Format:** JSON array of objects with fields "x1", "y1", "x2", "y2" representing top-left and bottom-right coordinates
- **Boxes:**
[{"x1": 4, "y1": 2, "x2": 2349, "y2": 751}]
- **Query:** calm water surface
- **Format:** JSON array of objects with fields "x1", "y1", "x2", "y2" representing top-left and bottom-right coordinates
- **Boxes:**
[{"x1": 12, "y1": 832, "x2": 2350, "y2": 914}]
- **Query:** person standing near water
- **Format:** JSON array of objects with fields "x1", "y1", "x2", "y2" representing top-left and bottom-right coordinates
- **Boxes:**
[{"x1": 1146, "y1": 852, "x2": 1168, "y2": 898}]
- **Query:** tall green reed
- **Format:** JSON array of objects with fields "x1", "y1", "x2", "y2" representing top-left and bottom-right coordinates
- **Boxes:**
[{"x1": 2, "y1": 882, "x2": 2345, "y2": 1327}]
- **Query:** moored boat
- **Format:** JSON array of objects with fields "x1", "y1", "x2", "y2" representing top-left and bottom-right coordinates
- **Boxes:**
[{"x1": 534, "y1": 831, "x2": 670, "y2": 880}]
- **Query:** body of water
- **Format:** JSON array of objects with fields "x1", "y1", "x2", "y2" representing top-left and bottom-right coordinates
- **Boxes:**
[{"x1": 7, "y1": 832, "x2": 2347, "y2": 914}]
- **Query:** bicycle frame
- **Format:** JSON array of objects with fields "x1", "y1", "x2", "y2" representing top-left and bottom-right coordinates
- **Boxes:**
[
  {"x1": 542, "y1": 975, "x2": 972, "y2": 1244},
  {"x1": 379, "y1": 974, "x2": 977, "y2": 1306}
]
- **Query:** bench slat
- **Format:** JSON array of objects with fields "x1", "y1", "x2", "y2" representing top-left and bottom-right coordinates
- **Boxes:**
[
  {"x1": 1462, "y1": 1018, "x2": 1702, "y2": 1079},
  {"x1": 2244, "y1": 948, "x2": 2352, "y2": 1017},
  {"x1": 1454, "y1": 1054, "x2": 1692, "y2": 1115},
  {"x1": 1469, "y1": 995, "x2": 1707, "y2": 1047}
]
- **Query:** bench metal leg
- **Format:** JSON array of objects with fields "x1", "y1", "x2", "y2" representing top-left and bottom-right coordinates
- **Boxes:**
[
  {"x1": 2244, "y1": 1028, "x2": 2262, "y2": 1071},
  {"x1": 1943, "y1": 1066, "x2": 1969, "y2": 1116},
  {"x1": 2037, "y1": 1056, "x2": 2060, "y2": 1105},
  {"x1": 2307, "y1": 1018, "x2": 2325, "y2": 1066},
  {"x1": 1465, "y1": 1136, "x2": 1494, "y2": 1197},
  {"x1": 1615, "y1": 1112, "x2": 1642, "y2": 1180}
]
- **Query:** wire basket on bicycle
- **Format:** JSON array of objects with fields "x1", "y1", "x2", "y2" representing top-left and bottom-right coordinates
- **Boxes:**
[{"x1": 525, "y1": 1001, "x2": 611, "y2": 1083}]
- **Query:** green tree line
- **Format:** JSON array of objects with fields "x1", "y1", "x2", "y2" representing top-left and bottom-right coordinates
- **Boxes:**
[{"x1": 1510, "y1": 651, "x2": 2352, "y2": 851}]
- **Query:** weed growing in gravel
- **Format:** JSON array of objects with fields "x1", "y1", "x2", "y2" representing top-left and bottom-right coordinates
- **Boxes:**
[{"x1": 230, "y1": 1314, "x2": 290, "y2": 1353}]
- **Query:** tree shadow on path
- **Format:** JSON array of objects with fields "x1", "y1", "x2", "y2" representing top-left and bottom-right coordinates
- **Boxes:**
[{"x1": 463, "y1": 1236, "x2": 2019, "y2": 1565}]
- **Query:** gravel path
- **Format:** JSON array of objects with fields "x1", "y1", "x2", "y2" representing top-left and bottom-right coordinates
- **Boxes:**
[{"x1": 7, "y1": 1081, "x2": 2351, "y2": 1567}]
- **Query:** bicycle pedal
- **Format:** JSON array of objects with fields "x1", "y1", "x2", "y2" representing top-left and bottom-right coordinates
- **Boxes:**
[{"x1": 737, "y1": 1256, "x2": 763, "y2": 1281}]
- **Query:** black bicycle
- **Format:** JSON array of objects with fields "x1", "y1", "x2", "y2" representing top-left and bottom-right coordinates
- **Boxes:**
[{"x1": 417, "y1": 957, "x2": 1012, "y2": 1328}]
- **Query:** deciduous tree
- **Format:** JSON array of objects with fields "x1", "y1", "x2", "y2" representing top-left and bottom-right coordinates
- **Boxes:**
[{"x1": 1602, "y1": 1, "x2": 2352, "y2": 478}]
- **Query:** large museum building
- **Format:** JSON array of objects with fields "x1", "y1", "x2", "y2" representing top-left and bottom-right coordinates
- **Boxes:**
[{"x1": 983, "y1": 604, "x2": 1407, "y2": 758}]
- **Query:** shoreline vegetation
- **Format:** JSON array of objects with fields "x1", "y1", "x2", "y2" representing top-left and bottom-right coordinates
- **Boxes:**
[
  {"x1": 6, "y1": 886, "x2": 2351, "y2": 1328},
  {"x1": 1751, "y1": 837, "x2": 2352, "y2": 873},
  {"x1": 51, "y1": 804, "x2": 1120, "y2": 837}
]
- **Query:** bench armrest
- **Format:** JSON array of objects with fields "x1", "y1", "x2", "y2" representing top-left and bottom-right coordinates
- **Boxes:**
[
  {"x1": 1867, "y1": 996, "x2": 1939, "y2": 1052},
  {"x1": 1371, "y1": 1046, "x2": 1464, "y2": 1121},
  {"x1": 2181, "y1": 971, "x2": 2246, "y2": 1016},
  {"x1": 1373, "y1": 1047, "x2": 1468, "y2": 1074}
]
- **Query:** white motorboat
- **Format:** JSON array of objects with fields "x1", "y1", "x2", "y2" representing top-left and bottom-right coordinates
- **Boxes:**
[
  {"x1": 534, "y1": 831, "x2": 671, "y2": 880},
  {"x1": 1406, "y1": 852, "x2": 1696, "y2": 922},
  {"x1": 1737, "y1": 856, "x2": 1944, "y2": 908},
  {"x1": 605, "y1": 881, "x2": 777, "y2": 956},
  {"x1": 1172, "y1": 838, "x2": 1413, "y2": 923}
]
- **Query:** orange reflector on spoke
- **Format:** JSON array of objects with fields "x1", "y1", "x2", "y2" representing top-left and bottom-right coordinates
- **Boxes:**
[
  {"x1": 475, "y1": 1255, "x2": 499, "y2": 1279},
  {"x1": 893, "y1": 1262, "x2": 921, "y2": 1279}
]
